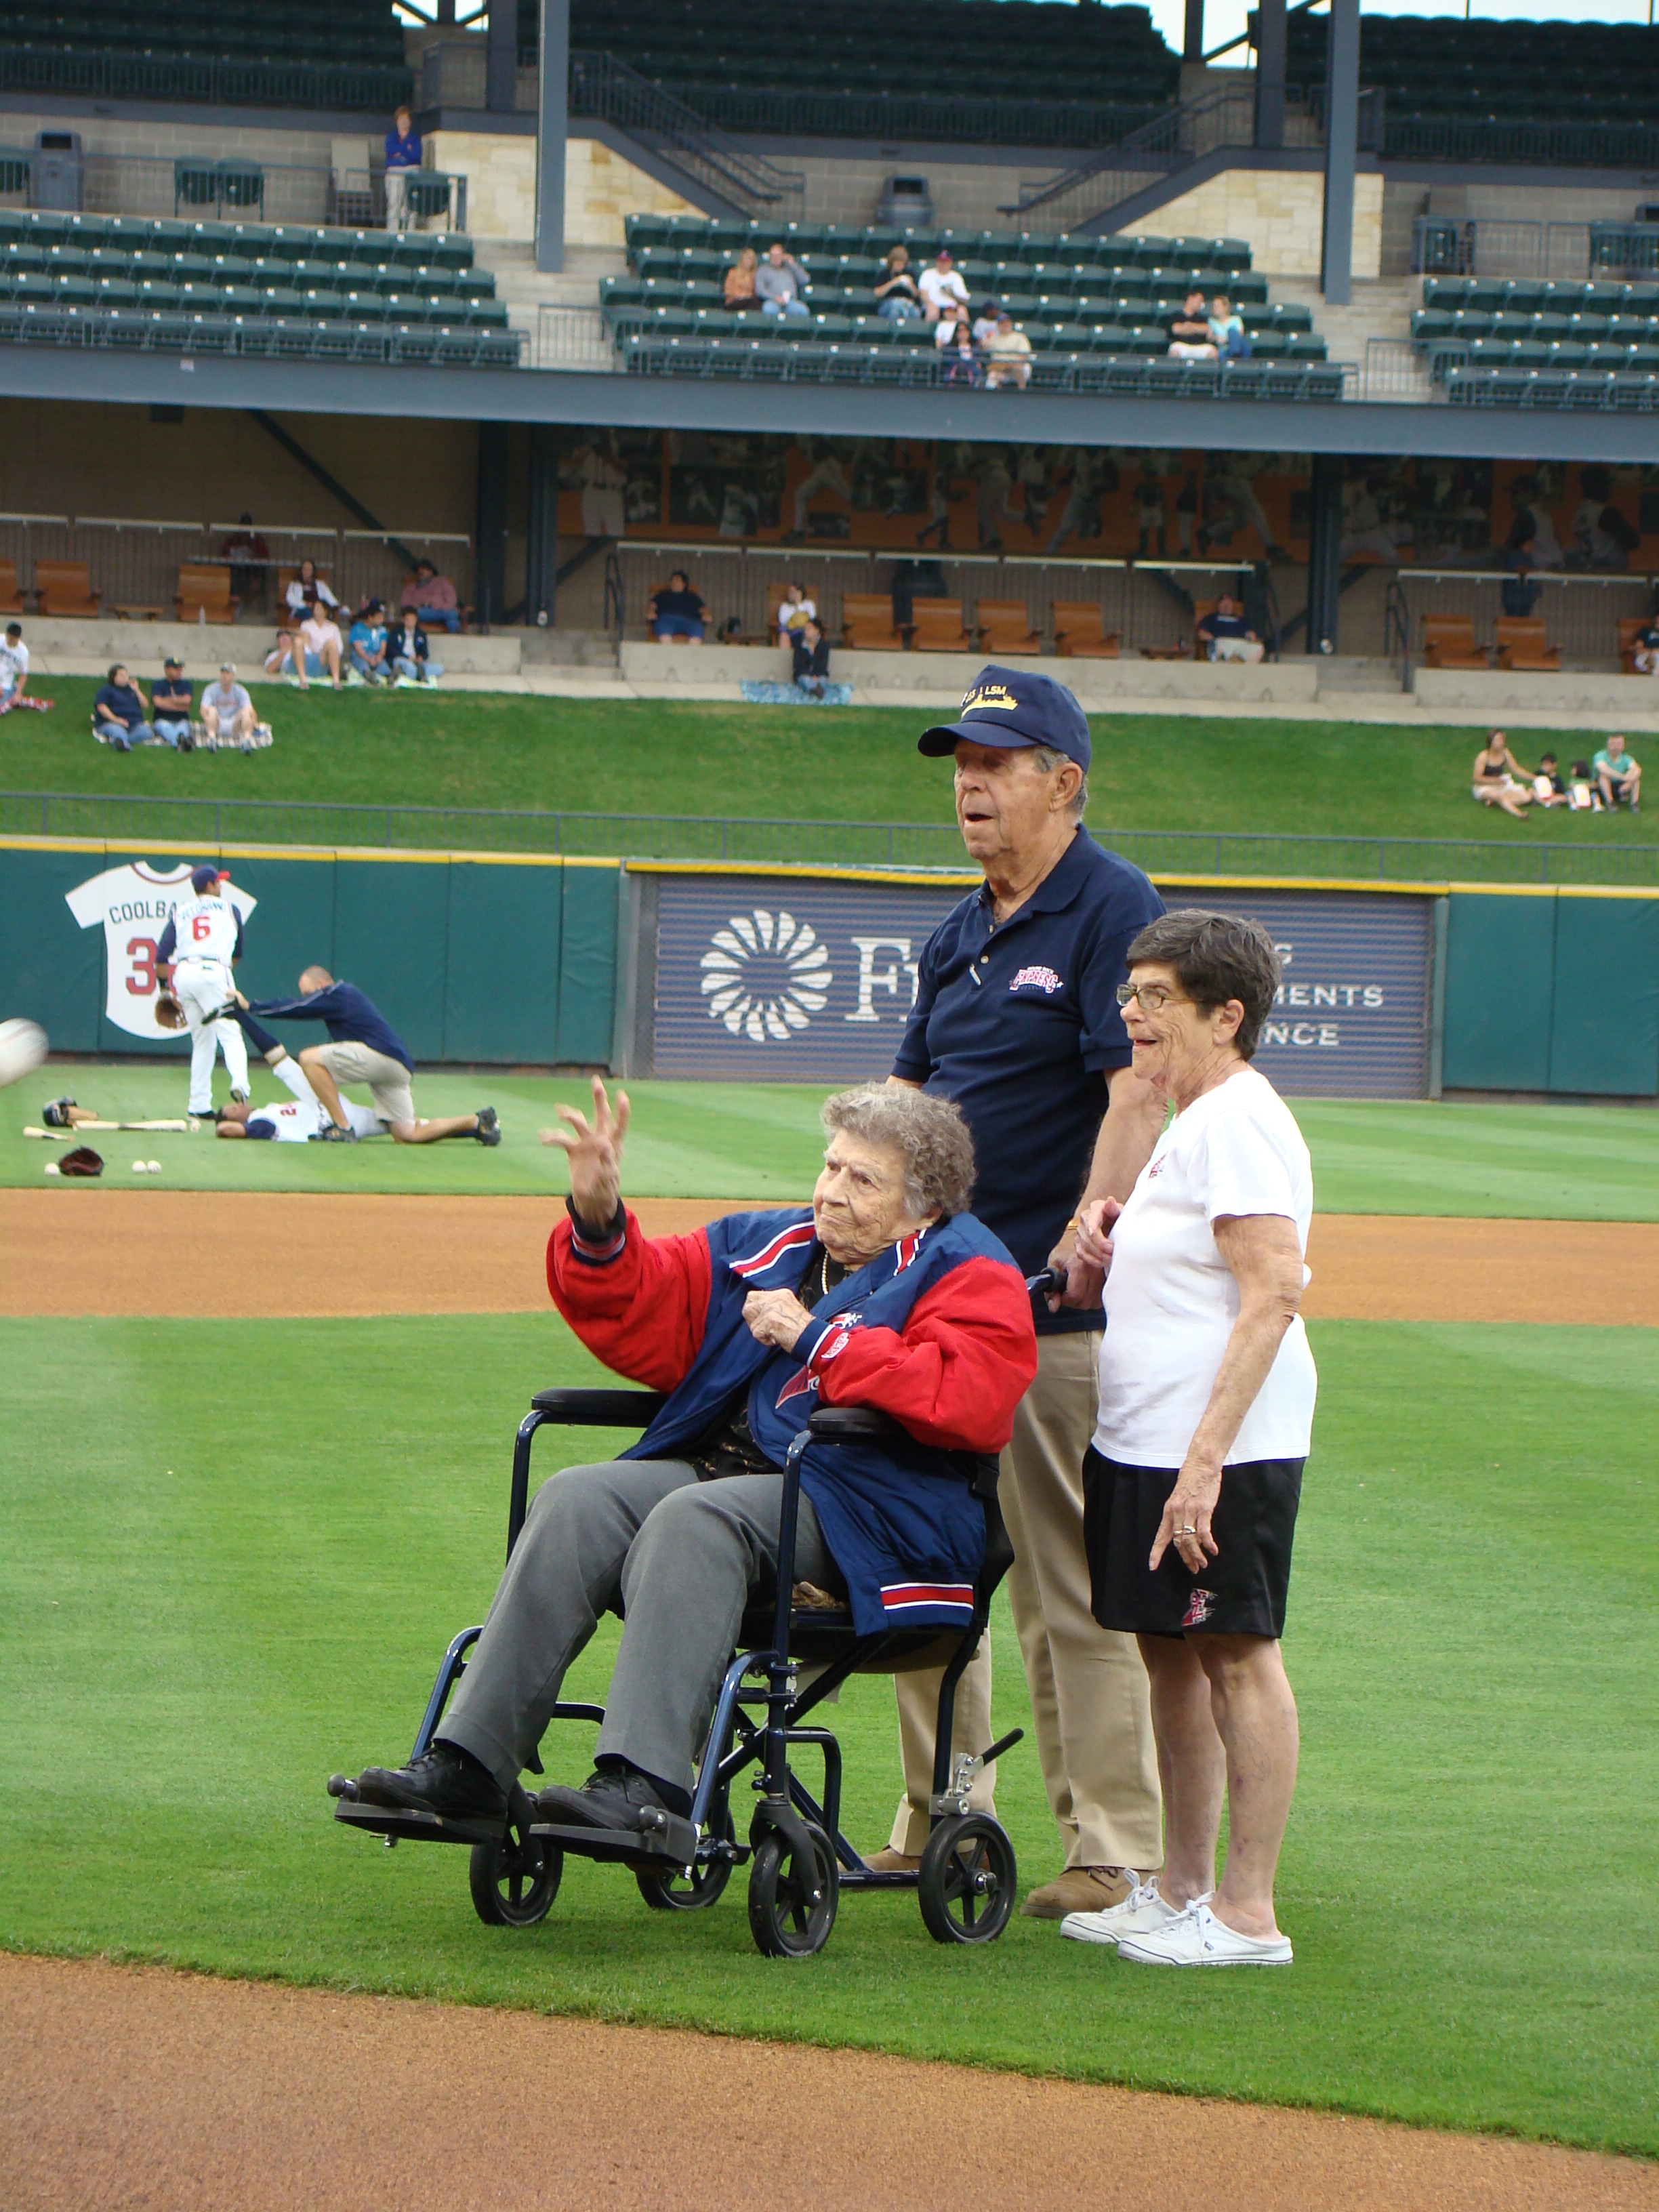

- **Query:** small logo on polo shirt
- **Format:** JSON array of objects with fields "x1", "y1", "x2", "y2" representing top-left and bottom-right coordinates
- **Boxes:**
[
  {"x1": 1009, "y1": 964, "x2": 1063, "y2": 996},
  {"x1": 961, "y1": 681, "x2": 1018, "y2": 715}
]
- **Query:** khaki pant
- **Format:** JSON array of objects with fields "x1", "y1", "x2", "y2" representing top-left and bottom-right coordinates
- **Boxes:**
[{"x1": 887, "y1": 1330, "x2": 1163, "y2": 1870}]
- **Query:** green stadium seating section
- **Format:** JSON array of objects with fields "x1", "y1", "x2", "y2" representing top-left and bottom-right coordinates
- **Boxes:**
[
  {"x1": 1412, "y1": 275, "x2": 1659, "y2": 394},
  {"x1": 0, "y1": 0, "x2": 411, "y2": 108}
]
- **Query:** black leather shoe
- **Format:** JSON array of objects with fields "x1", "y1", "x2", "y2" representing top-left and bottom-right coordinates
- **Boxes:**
[
  {"x1": 474, "y1": 1106, "x2": 500, "y2": 1147},
  {"x1": 534, "y1": 1765, "x2": 669, "y2": 1832},
  {"x1": 354, "y1": 1742, "x2": 506, "y2": 1822}
]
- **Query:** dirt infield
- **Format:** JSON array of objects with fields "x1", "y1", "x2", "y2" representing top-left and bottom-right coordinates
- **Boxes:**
[
  {"x1": 3, "y1": 1953, "x2": 1654, "y2": 2212},
  {"x1": 3, "y1": 1189, "x2": 1657, "y2": 1323}
]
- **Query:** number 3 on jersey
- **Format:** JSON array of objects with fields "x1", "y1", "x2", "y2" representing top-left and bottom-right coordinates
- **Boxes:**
[{"x1": 126, "y1": 936, "x2": 159, "y2": 998}]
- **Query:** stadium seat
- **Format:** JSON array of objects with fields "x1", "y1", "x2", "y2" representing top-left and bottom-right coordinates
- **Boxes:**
[
  {"x1": 841, "y1": 592, "x2": 905, "y2": 650},
  {"x1": 1052, "y1": 602, "x2": 1121, "y2": 657},
  {"x1": 975, "y1": 600, "x2": 1042, "y2": 655}
]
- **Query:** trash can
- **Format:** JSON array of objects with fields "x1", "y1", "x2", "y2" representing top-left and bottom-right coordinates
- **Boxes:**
[
  {"x1": 1411, "y1": 216, "x2": 1462, "y2": 275},
  {"x1": 32, "y1": 130, "x2": 83, "y2": 212}
]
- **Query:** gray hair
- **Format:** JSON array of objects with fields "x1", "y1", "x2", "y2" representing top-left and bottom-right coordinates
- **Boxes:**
[
  {"x1": 820, "y1": 1084, "x2": 976, "y2": 1219},
  {"x1": 1126, "y1": 909, "x2": 1282, "y2": 1059},
  {"x1": 1031, "y1": 743, "x2": 1089, "y2": 819}
]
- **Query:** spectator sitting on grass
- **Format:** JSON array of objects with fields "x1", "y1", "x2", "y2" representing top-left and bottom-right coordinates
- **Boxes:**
[
  {"x1": 1593, "y1": 733, "x2": 1641, "y2": 812},
  {"x1": 792, "y1": 617, "x2": 831, "y2": 699},
  {"x1": 349, "y1": 601, "x2": 391, "y2": 686},
  {"x1": 755, "y1": 242, "x2": 809, "y2": 319},
  {"x1": 1195, "y1": 594, "x2": 1264, "y2": 663},
  {"x1": 983, "y1": 310, "x2": 1033, "y2": 390},
  {"x1": 392, "y1": 607, "x2": 443, "y2": 684},
  {"x1": 1208, "y1": 293, "x2": 1249, "y2": 360},
  {"x1": 284, "y1": 558, "x2": 338, "y2": 619},
  {"x1": 647, "y1": 571, "x2": 708, "y2": 643},
  {"x1": 151, "y1": 656, "x2": 194, "y2": 748},
  {"x1": 1530, "y1": 750, "x2": 1570, "y2": 809},
  {"x1": 724, "y1": 246, "x2": 758, "y2": 310},
  {"x1": 203, "y1": 663, "x2": 256, "y2": 749},
  {"x1": 1502, "y1": 534, "x2": 1542, "y2": 619},
  {"x1": 94, "y1": 665, "x2": 153, "y2": 752},
  {"x1": 1631, "y1": 615, "x2": 1659, "y2": 674},
  {"x1": 1167, "y1": 287, "x2": 1217, "y2": 360},
  {"x1": 873, "y1": 245, "x2": 920, "y2": 322},
  {"x1": 0, "y1": 621, "x2": 27, "y2": 712},
  {"x1": 918, "y1": 249, "x2": 968, "y2": 325},
  {"x1": 297, "y1": 607, "x2": 344, "y2": 692},
  {"x1": 1472, "y1": 729, "x2": 1533, "y2": 819},
  {"x1": 401, "y1": 558, "x2": 462, "y2": 636}
]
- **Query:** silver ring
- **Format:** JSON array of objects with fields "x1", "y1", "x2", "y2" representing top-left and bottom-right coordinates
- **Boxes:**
[{"x1": 1180, "y1": 1523, "x2": 1197, "y2": 1534}]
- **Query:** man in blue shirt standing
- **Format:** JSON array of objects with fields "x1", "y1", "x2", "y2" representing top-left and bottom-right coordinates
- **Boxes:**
[
  {"x1": 874, "y1": 665, "x2": 1169, "y2": 1924},
  {"x1": 241, "y1": 966, "x2": 499, "y2": 1147},
  {"x1": 384, "y1": 103, "x2": 422, "y2": 234}
]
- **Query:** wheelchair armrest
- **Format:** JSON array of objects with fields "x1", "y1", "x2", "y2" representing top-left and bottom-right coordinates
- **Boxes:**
[
  {"x1": 806, "y1": 1404, "x2": 906, "y2": 1446},
  {"x1": 529, "y1": 1388, "x2": 669, "y2": 1425}
]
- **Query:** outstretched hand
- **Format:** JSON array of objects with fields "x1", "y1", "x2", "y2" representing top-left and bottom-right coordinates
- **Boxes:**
[{"x1": 541, "y1": 1075, "x2": 631, "y2": 1225}]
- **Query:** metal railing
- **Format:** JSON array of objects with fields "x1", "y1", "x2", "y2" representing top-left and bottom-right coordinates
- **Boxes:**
[
  {"x1": 0, "y1": 49, "x2": 411, "y2": 111},
  {"x1": 0, "y1": 150, "x2": 335, "y2": 228},
  {"x1": 569, "y1": 49, "x2": 804, "y2": 220},
  {"x1": 2, "y1": 791, "x2": 1650, "y2": 886},
  {"x1": 1383, "y1": 115, "x2": 1659, "y2": 170},
  {"x1": 1359, "y1": 337, "x2": 1437, "y2": 404},
  {"x1": 533, "y1": 306, "x2": 618, "y2": 371},
  {"x1": 1003, "y1": 83, "x2": 1261, "y2": 229},
  {"x1": 338, "y1": 169, "x2": 468, "y2": 236}
]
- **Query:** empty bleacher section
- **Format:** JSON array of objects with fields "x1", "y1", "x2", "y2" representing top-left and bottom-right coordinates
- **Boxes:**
[
  {"x1": 551, "y1": 0, "x2": 1179, "y2": 149},
  {"x1": 1411, "y1": 274, "x2": 1659, "y2": 411},
  {"x1": 1284, "y1": 12, "x2": 1659, "y2": 167},
  {"x1": 0, "y1": 209, "x2": 519, "y2": 365},
  {"x1": 603, "y1": 213, "x2": 1340, "y2": 396},
  {"x1": 0, "y1": 0, "x2": 410, "y2": 110}
]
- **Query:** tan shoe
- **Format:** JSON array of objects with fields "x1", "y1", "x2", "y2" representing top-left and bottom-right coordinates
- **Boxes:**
[
  {"x1": 1021, "y1": 1865, "x2": 1145, "y2": 1921},
  {"x1": 863, "y1": 1847, "x2": 922, "y2": 1873}
]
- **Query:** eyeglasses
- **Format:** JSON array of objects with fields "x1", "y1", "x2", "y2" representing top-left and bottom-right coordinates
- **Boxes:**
[{"x1": 1115, "y1": 983, "x2": 1195, "y2": 1012}]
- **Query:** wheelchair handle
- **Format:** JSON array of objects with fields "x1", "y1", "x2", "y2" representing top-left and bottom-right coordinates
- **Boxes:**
[{"x1": 1027, "y1": 1265, "x2": 1068, "y2": 1299}]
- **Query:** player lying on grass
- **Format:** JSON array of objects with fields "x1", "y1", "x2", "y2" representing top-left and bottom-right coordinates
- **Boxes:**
[
  {"x1": 236, "y1": 970, "x2": 499, "y2": 1147},
  {"x1": 345, "y1": 1078, "x2": 1037, "y2": 1836},
  {"x1": 214, "y1": 1010, "x2": 388, "y2": 1142}
]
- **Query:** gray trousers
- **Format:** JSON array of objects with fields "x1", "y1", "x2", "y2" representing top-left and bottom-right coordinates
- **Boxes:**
[{"x1": 438, "y1": 1458, "x2": 838, "y2": 1797}]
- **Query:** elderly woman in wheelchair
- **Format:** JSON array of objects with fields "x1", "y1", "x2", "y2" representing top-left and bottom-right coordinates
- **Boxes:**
[{"x1": 333, "y1": 1078, "x2": 1038, "y2": 1955}]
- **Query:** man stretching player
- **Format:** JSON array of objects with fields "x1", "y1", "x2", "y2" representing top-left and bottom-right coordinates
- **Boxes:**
[{"x1": 216, "y1": 1008, "x2": 388, "y2": 1141}]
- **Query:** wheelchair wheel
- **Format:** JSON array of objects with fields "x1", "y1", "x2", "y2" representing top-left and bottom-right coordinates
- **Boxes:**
[
  {"x1": 917, "y1": 1814, "x2": 1016, "y2": 1946},
  {"x1": 636, "y1": 1848, "x2": 733, "y2": 1912},
  {"x1": 747, "y1": 1822, "x2": 838, "y2": 1958},
  {"x1": 469, "y1": 1831, "x2": 562, "y2": 1927}
]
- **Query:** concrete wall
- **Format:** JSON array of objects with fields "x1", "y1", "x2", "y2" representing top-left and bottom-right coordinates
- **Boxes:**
[
  {"x1": 427, "y1": 130, "x2": 693, "y2": 245},
  {"x1": 1122, "y1": 169, "x2": 1383, "y2": 279}
]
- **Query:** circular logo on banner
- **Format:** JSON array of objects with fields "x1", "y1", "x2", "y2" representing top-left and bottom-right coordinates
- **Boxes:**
[{"x1": 701, "y1": 909, "x2": 833, "y2": 1042}]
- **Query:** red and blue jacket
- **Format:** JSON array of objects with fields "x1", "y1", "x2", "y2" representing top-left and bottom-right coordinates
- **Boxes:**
[{"x1": 548, "y1": 1205, "x2": 1038, "y2": 1637}]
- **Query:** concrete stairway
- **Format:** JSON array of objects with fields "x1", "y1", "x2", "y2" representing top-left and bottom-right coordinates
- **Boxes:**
[
  {"x1": 1267, "y1": 272, "x2": 1431, "y2": 400},
  {"x1": 472, "y1": 241, "x2": 626, "y2": 365}
]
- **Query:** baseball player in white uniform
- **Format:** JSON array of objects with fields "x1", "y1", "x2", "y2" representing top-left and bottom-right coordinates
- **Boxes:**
[{"x1": 155, "y1": 864, "x2": 250, "y2": 1118}]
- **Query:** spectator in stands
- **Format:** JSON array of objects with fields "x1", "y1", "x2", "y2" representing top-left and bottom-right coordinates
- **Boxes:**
[
  {"x1": 151, "y1": 655, "x2": 194, "y2": 748},
  {"x1": 724, "y1": 246, "x2": 758, "y2": 310},
  {"x1": 1630, "y1": 615, "x2": 1659, "y2": 674},
  {"x1": 220, "y1": 514, "x2": 269, "y2": 609},
  {"x1": 1530, "y1": 751, "x2": 1570, "y2": 810},
  {"x1": 94, "y1": 665, "x2": 153, "y2": 752},
  {"x1": 0, "y1": 621, "x2": 30, "y2": 712},
  {"x1": 285, "y1": 558, "x2": 339, "y2": 619},
  {"x1": 983, "y1": 310, "x2": 1033, "y2": 390},
  {"x1": 384, "y1": 104, "x2": 422, "y2": 234},
  {"x1": 1471, "y1": 730, "x2": 1533, "y2": 819},
  {"x1": 297, "y1": 605, "x2": 345, "y2": 691},
  {"x1": 1208, "y1": 293, "x2": 1249, "y2": 360},
  {"x1": 1195, "y1": 595, "x2": 1264, "y2": 663},
  {"x1": 1570, "y1": 466, "x2": 1639, "y2": 573},
  {"x1": 392, "y1": 607, "x2": 443, "y2": 684},
  {"x1": 874, "y1": 246, "x2": 920, "y2": 322},
  {"x1": 938, "y1": 303, "x2": 979, "y2": 385},
  {"x1": 1166, "y1": 287, "x2": 1217, "y2": 359},
  {"x1": 647, "y1": 571, "x2": 708, "y2": 643},
  {"x1": 776, "y1": 583, "x2": 815, "y2": 641},
  {"x1": 791, "y1": 617, "x2": 831, "y2": 699},
  {"x1": 918, "y1": 249, "x2": 969, "y2": 326},
  {"x1": 203, "y1": 663, "x2": 256, "y2": 749},
  {"x1": 349, "y1": 602, "x2": 392, "y2": 686},
  {"x1": 972, "y1": 299, "x2": 1002, "y2": 348},
  {"x1": 1501, "y1": 534, "x2": 1542, "y2": 619},
  {"x1": 401, "y1": 558, "x2": 463, "y2": 635},
  {"x1": 755, "y1": 242, "x2": 809, "y2": 319},
  {"x1": 1593, "y1": 733, "x2": 1641, "y2": 812}
]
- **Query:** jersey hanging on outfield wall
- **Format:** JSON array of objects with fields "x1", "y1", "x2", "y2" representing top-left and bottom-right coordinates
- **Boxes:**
[{"x1": 64, "y1": 861, "x2": 257, "y2": 1040}]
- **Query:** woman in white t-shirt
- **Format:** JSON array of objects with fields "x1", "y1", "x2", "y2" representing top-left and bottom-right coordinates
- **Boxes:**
[{"x1": 1063, "y1": 909, "x2": 1314, "y2": 1969}]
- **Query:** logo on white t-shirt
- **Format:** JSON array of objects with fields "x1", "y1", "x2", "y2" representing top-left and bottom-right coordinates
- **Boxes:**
[{"x1": 64, "y1": 862, "x2": 256, "y2": 1039}]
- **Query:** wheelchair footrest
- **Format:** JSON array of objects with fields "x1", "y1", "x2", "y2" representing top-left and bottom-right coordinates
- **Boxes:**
[
  {"x1": 333, "y1": 1799, "x2": 504, "y2": 1849},
  {"x1": 529, "y1": 1812, "x2": 700, "y2": 1868}
]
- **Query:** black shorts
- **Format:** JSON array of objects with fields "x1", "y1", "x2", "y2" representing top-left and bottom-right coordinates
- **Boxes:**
[{"x1": 1082, "y1": 1446, "x2": 1303, "y2": 1641}]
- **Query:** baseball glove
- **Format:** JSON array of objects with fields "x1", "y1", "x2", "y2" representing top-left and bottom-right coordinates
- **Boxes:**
[
  {"x1": 58, "y1": 1145, "x2": 104, "y2": 1178},
  {"x1": 42, "y1": 1096, "x2": 78, "y2": 1128},
  {"x1": 154, "y1": 991, "x2": 184, "y2": 1031}
]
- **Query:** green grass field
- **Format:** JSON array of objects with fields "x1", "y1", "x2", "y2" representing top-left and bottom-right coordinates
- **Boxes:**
[
  {"x1": 9, "y1": 681, "x2": 1656, "y2": 853},
  {"x1": 8, "y1": 1066, "x2": 1657, "y2": 1216},
  {"x1": 2, "y1": 1313, "x2": 1654, "y2": 2154}
]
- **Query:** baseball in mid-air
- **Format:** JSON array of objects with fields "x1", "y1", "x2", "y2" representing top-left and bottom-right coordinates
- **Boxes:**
[{"x1": 0, "y1": 1018, "x2": 47, "y2": 1088}]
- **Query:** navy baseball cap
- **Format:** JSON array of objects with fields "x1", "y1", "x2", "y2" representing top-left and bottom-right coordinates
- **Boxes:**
[
  {"x1": 919, "y1": 664, "x2": 1092, "y2": 771},
  {"x1": 190, "y1": 864, "x2": 228, "y2": 893}
]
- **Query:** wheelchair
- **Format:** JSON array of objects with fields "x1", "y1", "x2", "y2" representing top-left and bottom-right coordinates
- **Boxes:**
[{"x1": 330, "y1": 1384, "x2": 1027, "y2": 1959}]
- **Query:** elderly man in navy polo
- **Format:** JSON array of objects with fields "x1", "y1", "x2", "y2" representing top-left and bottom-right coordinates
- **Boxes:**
[{"x1": 872, "y1": 664, "x2": 1169, "y2": 1922}]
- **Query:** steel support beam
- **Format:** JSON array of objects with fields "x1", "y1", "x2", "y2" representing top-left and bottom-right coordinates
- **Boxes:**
[
  {"x1": 474, "y1": 419, "x2": 510, "y2": 630},
  {"x1": 1183, "y1": 0, "x2": 1205, "y2": 64},
  {"x1": 535, "y1": 0, "x2": 568, "y2": 272},
  {"x1": 1304, "y1": 451, "x2": 1343, "y2": 655},
  {"x1": 1255, "y1": 0, "x2": 1286, "y2": 150},
  {"x1": 523, "y1": 422, "x2": 558, "y2": 627},
  {"x1": 1321, "y1": 0, "x2": 1361, "y2": 306},
  {"x1": 487, "y1": 0, "x2": 518, "y2": 112}
]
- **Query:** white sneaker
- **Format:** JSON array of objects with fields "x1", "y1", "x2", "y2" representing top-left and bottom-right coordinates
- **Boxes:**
[
  {"x1": 1116, "y1": 1899, "x2": 1292, "y2": 1967},
  {"x1": 1059, "y1": 1874, "x2": 1189, "y2": 1948}
]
